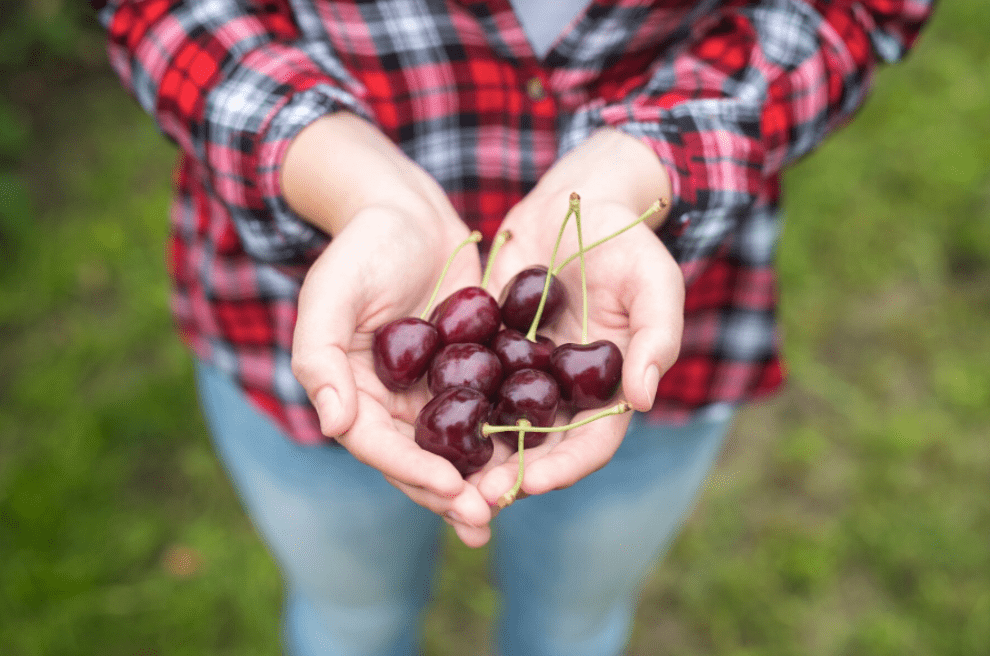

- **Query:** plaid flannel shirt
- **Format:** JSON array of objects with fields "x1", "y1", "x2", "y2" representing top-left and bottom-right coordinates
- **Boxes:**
[{"x1": 97, "y1": 0, "x2": 933, "y2": 444}]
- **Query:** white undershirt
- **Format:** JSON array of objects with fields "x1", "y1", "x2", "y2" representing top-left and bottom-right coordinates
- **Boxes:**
[{"x1": 508, "y1": 0, "x2": 593, "y2": 58}]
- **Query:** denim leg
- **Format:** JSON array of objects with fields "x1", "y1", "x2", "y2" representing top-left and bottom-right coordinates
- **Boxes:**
[
  {"x1": 194, "y1": 361, "x2": 444, "y2": 656},
  {"x1": 490, "y1": 410, "x2": 733, "y2": 656}
]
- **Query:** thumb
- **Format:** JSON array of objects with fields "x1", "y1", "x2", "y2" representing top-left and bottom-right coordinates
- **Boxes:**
[
  {"x1": 622, "y1": 326, "x2": 680, "y2": 412},
  {"x1": 296, "y1": 345, "x2": 358, "y2": 438},
  {"x1": 621, "y1": 248, "x2": 684, "y2": 412},
  {"x1": 291, "y1": 247, "x2": 362, "y2": 437}
]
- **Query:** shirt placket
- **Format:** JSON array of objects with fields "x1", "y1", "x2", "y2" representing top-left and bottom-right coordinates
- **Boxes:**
[{"x1": 456, "y1": 0, "x2": 561, "y2": 129}]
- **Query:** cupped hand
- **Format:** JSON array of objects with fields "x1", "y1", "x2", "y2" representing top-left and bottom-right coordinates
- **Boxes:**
[
  {"x1": 283, "y1": 113, "x2": 494, "y2": 546},
  {"x1": 478, "y1": 127, "x2": 684, "y2": 507}
]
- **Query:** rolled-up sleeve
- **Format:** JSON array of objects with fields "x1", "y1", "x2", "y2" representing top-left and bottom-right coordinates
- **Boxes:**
[
  {"x1": 98, "y1": 0, "x2": 374, "y2": 262},
  {"x1": 560, "y1": 0, "x2": 934, "y2": 266}
]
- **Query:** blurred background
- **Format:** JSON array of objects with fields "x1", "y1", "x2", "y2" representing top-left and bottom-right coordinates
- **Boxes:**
[{"x1": 1, "y1": 1, "x2": 987, "y2": 654}]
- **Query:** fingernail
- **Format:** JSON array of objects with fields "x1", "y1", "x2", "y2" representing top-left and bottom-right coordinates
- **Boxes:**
[
  {"x1": 316, "y1": 386, "x2": 341, "y2": 435},
  {"x1": 444, "y1": 511, "x2": 465, "y2": 524},
  {"x1": 644, "y1": 365, "x2": 659, "y2": 407}
]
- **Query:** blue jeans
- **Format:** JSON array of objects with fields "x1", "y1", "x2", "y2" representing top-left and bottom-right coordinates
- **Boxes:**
[{"x1": 194, "y1": 361, "x2": 733, "y2": 656}]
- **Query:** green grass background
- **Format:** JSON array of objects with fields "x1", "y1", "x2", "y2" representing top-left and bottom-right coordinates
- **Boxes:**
[{"x1": 1, "y1": 2, "x2": 988, "y2": 654}]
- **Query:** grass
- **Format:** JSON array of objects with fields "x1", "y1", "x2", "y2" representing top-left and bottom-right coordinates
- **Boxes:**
[{"x1": 1, "y1": 2, "x2": 988, "y2": 654}]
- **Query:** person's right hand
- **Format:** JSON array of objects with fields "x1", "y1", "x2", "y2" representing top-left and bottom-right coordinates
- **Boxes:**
[{"x1": 282, "y1": 113, "x2": 494, "y2": 547}]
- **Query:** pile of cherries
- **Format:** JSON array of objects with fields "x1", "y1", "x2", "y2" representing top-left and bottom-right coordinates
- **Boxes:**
[{"x1": 371, "y1": 194, "x2": 663, "y2": 504}]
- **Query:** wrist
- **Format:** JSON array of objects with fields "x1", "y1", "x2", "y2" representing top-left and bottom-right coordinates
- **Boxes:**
[
  {"x1": 281, "y1": 112, "x2": 459, "y2": 238},
  {"x1": 504, "y1": 129, "x2": 671, "y2": 263},
  {"x1": 503, "y1": 128, "x2": 670, "y2": 259},
  {"x1": 540, "y1": 127, "x2": 671, "y2": 230}
]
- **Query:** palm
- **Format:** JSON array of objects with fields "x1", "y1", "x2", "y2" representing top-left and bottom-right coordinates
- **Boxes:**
[
  {"x1": 489, "y1": 202, "x2": 647, "y2": 360},
  {"x1": 311, "y1": 207, "x2": 481, "y2": 408},
  {"x1": 292, "y1": 207, "x2": 499, "y2": 542},
  {"x1": 479, "y1": 201, "x2": 683, "y2": 501}
]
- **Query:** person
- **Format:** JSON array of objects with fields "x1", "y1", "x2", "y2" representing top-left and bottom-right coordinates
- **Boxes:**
[{"x1": 94, "y1": 1, "x2": 933, "y2": 654}]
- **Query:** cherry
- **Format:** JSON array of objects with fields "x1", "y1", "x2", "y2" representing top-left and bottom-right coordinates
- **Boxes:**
[
  {"x1": 544, "y1": 195, "x2": 624, "y2": 410},
  {"x1": 491, "y1": 368, "x2": 561, "y2": 449},
  {"x1": 371, "y1": 230, "x2": 482, "y2": 391},
  {"x1": 499, "y1": 265, "x2": 567, "y2": 332},
  {"x1": 372, "y1": 317, "x2": 440, "y2": 392},
  {"x1": 490, "y1": 328, "x2": 555, "y2": 374},
  {"x1": 414, "y1": 386, "x2": 494, "y2": 477},
  {"x1": 428, "y1": 342, "x2": 504, "y2": 399},
  {"x1": 549, "y1": 339, "x2": 624, "y2": 410},
  {"x1": 430, "y1": 286, "x2": 502, "y2": 345},
  {"x1": 484, "y1": 196, "x2": 669, "y2": 506}
]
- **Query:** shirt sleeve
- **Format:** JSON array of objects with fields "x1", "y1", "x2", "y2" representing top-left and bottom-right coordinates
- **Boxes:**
[
  {"x1": 97, "y1": 0, "x2": 374, "y2": 262},
  {"x1": 559, "y1": 0, "x2": 935, "y2": 267}
]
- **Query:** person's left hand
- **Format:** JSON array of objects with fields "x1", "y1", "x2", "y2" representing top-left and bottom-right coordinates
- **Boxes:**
[{"x1": 476, "y1": 128, "x2": 684, "y2": 507}]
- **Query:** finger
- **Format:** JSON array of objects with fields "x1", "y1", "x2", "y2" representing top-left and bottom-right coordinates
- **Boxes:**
[
  {"x1": 476, "y1": 454, "x2": 523, "y2": 507},
  {"x1": 622, "y1": 325, "x2": 680, "y2": 412},
  {"x1": 338, "y1": 392, "x2": 465, "y2": 498},
  {"x1": 475, "y1": 416, "x2": 569, "y2": 505},
  {"x1": 291, "y1": 245, "x2": 363, "y2": 437},
  {"x1": 447, "y1": 519, "x2": 492, "y2": 548},
  {"x1": 449, "y1": 483, "x2": 493, "y2": 527},
  {"x1": 520, "y1": 411, "x2": 633, "y2": 495},
  {"x1": 300, "y1": 347, "x2": 358, "y2": 438},
  {"x1": 481, "y1": 487, "x2": 531, "y2": 519},
  {"x1": 476, "y1": 443, "x2": 549, "y2": 507},
  {"x1": 467, "y1": 438, "x2": 521, "y2": 512},
  {"x1": 620, "y1": 246, "x2": 684, "y2": 412},
  {"x1": 385, "y1": 475, "x2": 493, "y2": 528}
]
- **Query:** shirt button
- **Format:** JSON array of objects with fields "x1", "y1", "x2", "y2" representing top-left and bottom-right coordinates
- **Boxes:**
[{"x1": 525, "y1": 77, "x2": 547, "y2": 102}]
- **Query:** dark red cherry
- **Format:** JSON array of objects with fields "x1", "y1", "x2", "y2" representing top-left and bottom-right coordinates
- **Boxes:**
[
  {"x1": 492, "y1": 368, "x2": 561, "y2": 450},
  {"x1": 549, "y1": 340, "x2": 623, "y2": 410},
  {"x1": 430, "y1": 286, "x2": 501, "y2": 345},
  {"x1": 490, "y1": 328, "x2": 556, "y2": 374},
  {"x1": 428, "y1": 342, "x2": 504, "y2": 399},
  {"x1": 372, "y1": 317, "x2": 440, "y2": 391},
  {"x1": 499, "y1": 265, "x2": 567, "y2": 332},
  {"x1": 414, "y1": 387, "x2": 494, "y2": 477}
]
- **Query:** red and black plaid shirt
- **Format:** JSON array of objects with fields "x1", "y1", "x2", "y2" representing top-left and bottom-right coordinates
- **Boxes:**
[{"x1": 97, "y1": 0, "x2": 933, "y2": 444}]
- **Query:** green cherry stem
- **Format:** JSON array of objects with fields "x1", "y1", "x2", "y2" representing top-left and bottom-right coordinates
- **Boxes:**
[
  {"x1": 496, "y1": 419, "x2": 531, "y2": 509},
  {"x1": 525, "y1": 201, "x2": 575, "y2": 342},
  {"x1": 481, "y1": 229, "x2": 512, "y2": 289},
  {"x1": 420, "y1": 230, "x2": 483, "y2": 320},
  {"x1": 482, "y1": 401, "x2": 632, "y2": 437},
  {"x1": 551, "y1": 197, "x2": 668, "y2": 276},
  {"x1": 571, "y1": 192, "x2": 589, "y2": 344}
]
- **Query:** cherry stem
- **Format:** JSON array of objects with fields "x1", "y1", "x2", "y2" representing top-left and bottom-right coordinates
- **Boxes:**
[
  {"x1": 571, "y1": 192, "x2": 589, "y2": 344},
  {"x1": 551, "y1": 197, "x2": 668, "y2": 276},
  {"x1": 482, "y1": 401, "x2": 632, "y2": 437},
  {"x1": 481, "y1": 229, "x2": 512, "y2": 290},
  {"x1": 496, "y1": 419, "x2": 531, "y2": 509},
  {"x1": 525, "y1": 200, "x2": 574, "y2": 342},
  {"x1": 420, "y1": 230, "x2": 483, "y2": 320}
]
